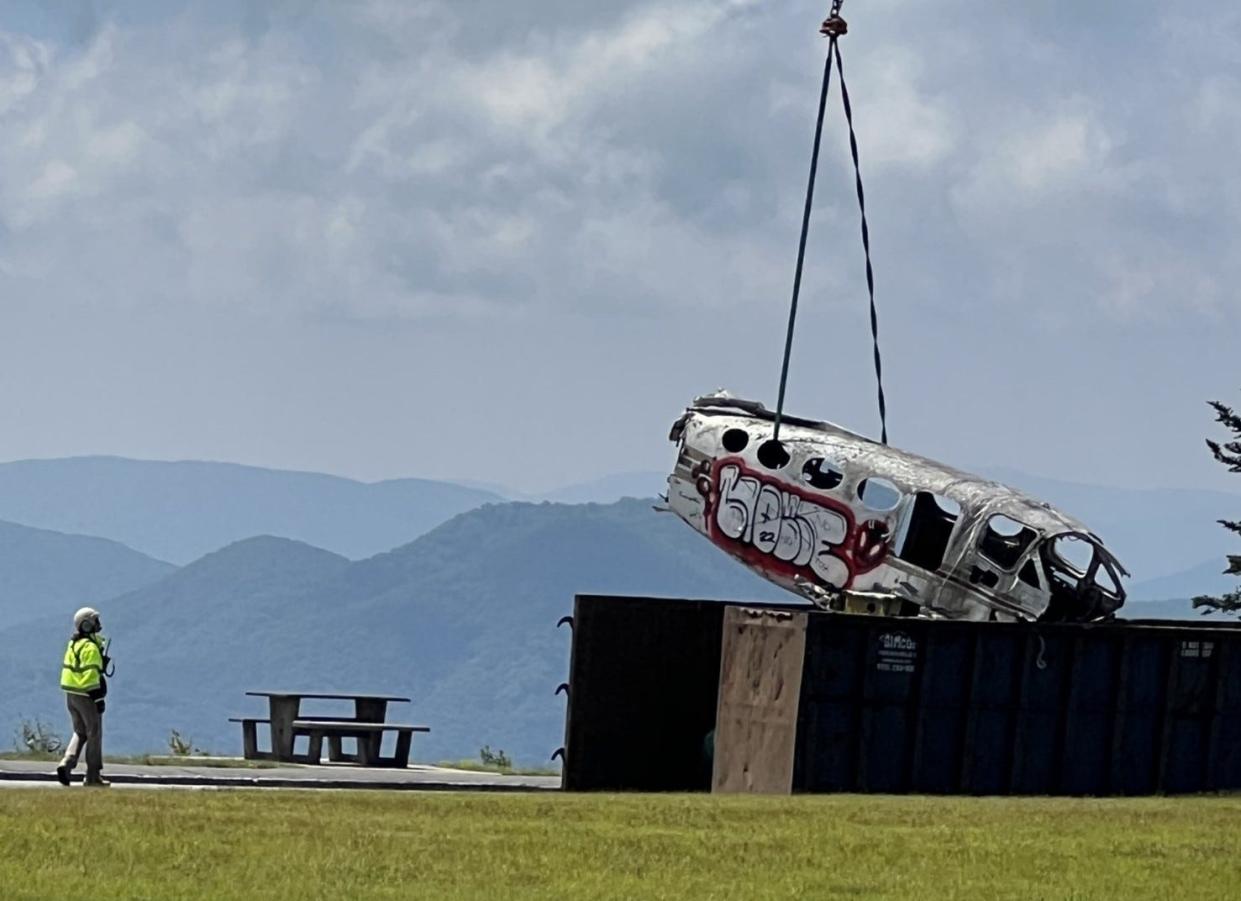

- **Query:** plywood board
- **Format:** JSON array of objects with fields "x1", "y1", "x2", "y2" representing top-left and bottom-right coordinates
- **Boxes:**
[{"x1": 712, "y1": 605, "x2": 808, "y2": 794}]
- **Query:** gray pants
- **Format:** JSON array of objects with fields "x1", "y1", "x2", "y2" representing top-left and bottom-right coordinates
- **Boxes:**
[{"x1": 60, "y1": 693, "x2": 103, "y2": 781}]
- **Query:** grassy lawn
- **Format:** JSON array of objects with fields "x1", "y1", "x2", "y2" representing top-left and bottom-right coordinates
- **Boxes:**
[{"x1": 1, "y1": 790, "x2": 1238, "y2": 900}]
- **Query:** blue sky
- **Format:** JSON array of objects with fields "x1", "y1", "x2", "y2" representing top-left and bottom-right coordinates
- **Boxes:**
[{"x1": 0, "y1": 0, "x2": 1238, "y2": 493}]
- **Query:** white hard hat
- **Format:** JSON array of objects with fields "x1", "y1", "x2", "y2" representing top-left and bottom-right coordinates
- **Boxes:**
[{"x1": 73, "y1": 607, "x2": 101, "y2": 632}]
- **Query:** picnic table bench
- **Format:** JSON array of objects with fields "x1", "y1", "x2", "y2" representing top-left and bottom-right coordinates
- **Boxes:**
[
  {"x1": 293, "y1": 720, "x2": 430, "y2": 767},
  {"x1": 230, "y1": 691, "x2": 429, "y2": 768}
]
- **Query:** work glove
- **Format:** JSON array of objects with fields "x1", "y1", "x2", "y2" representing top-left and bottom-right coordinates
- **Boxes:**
[{"x1": 96, "y1": 699, "x2": 106, "y2": 715}]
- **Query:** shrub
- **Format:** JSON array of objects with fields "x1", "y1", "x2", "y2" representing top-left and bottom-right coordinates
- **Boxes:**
[
  {"x1": 479, "y1": 745, "x2": 512, "y2": 770},
  {"x1": 168, "y1": 729, "x2": 203, "y2": 756},
  {"x1": 15, "y1": 717, "x2": 64, "y2": 755}
]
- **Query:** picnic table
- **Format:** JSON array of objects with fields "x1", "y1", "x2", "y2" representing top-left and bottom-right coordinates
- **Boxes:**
[{"x1": 230, "y1": 691, "x2": 428, "y2": 768}]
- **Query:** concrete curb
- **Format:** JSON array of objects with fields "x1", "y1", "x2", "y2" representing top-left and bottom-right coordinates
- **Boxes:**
[{"x1": 0, "y1": 770, "x2": 558, "y2": 792}]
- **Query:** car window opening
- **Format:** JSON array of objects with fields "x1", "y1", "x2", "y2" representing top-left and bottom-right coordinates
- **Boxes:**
[
  {"x1": 896, "y1": 492, "x2": 960, "y2": 572},
  {"x1": 722, "y1": 428, "x2": 749, "y2": 454},
  {"x1": 978, "y1": 514, "x2": 1038, "y2": 570},
  {"x1": 756, "y1": 438, "x2": 790, "y2": 470},
  {"x1": 1051, "y1": 535, "x2": 1095, "y2": 575},
  {"x1": 801, "y1": 457, "x2": 845, "y2": 491},
  {"x1": 857, "y1": 477, "x2": 902, "y2": 512},
  {"x1": 1093, "y1": 561, "x2": 1121, "y2": 596}
]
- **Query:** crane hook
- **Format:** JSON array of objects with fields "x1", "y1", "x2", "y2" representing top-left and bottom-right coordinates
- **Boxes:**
[{"x1": 821, "y1": 1, "x2": 848, "y2": 38}]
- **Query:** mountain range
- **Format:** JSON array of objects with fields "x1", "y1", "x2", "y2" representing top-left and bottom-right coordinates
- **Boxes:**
[
  {"x1": 0, "y1": 519, "x2": 173, "y2": 626},
  {"x1": 0, "y1": 456, "x2": 1234, "y2": 587},
  {"x1": 0, "y1": 457, "x2": 502, "y2": 564},
  {"x1": 0, "y1": 456, "x2": 1236, "y2": 763}
]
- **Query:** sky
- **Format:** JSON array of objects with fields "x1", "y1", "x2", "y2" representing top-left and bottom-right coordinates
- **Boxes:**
[{"x1": 0, "y1": 0, "x2": 1238, "y2": 494}]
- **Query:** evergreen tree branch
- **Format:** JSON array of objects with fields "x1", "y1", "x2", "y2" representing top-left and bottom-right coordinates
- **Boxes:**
[
  {"x1": 1208, "y1": 400, "x2": 1241, "y2": 434},
  {"x1": 1206, "y1": 439, "x2": 1241, "y2": 472},
  {"x1": 1194, "y1": 589, "x2": 1241, "y2": 615},
  {"x1": 1198, "y1": 395, "x2": 1241, "y2": 614}
]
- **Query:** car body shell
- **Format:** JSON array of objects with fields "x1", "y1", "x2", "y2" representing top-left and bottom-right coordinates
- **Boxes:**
[{"x1": 667, "y1": 392, "x2": 1128, "y2": 622}]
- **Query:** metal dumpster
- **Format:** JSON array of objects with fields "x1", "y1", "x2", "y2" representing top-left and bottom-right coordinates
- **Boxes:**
[{"x1": 560, "y1": 594, "x2": 1241, "y2": 795}]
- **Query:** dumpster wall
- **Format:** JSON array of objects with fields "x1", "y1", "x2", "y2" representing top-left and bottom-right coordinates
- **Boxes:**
[
  {"x1": 795, "y1": 614, "x2": 1241, "y2": 795},
  {"x1": 561, "y1": 595, "x2": 726, "y2": 791}
]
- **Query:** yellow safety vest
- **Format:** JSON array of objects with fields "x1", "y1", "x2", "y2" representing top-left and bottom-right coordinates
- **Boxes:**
[{"x1": 61, "y1": 635, "x2": 105, "y2": 696}]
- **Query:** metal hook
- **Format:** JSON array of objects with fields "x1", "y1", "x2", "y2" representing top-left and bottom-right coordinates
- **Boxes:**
[{"x1": 821, "y1": 2, "x2": 848, "y2": 38}]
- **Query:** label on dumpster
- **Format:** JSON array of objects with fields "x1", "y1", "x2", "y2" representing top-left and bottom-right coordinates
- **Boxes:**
[
  {"x1": 877, "y1": 632, "x2": 917, "y2": 674},
  {"x1": 1179, "y1": 640, "x2": 1215, "y2": 660}
]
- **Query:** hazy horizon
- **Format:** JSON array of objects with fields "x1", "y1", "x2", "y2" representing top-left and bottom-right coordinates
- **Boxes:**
[{"x1": 0, "y1": 452, "x2": 1238, "y2": 503}]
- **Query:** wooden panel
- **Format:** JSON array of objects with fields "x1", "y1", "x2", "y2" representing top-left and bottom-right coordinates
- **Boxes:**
[{"x1": 712, "y1": 606, "x2": 808, "y2": 794}]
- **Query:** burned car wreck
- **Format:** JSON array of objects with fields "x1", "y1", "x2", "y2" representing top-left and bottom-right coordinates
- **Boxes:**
[{"x1": 666, "y1": 392, "x2": 1128, "y2": 623}]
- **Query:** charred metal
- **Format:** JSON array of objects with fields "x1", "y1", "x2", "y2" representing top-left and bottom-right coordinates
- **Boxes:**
[{"x1": 666, "y1": 392, "x2": 1129, "y2": 623}]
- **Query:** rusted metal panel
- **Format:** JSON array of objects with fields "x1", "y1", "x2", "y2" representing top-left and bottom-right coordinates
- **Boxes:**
[{"x1": 665, "y1": 392, "x2": 1129, "y2": 624}]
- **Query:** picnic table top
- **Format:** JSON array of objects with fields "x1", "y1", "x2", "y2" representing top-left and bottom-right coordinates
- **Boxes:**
[
  {"x1": 291, "y1": 719, "x2": 430, "y2": 732},
  {"x1": 245, "y1": 691, "x2": 411, "y2": 702}
]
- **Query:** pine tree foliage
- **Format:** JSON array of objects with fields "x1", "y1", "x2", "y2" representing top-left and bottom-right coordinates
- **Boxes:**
[{"x1": 1193, "y1": 397, "x2": 1241, "y2": 615}]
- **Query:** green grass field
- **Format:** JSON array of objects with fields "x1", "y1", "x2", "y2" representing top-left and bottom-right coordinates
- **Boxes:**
[{"x1": 1, "y1": 790, "x2": 1238, "y2": 900}]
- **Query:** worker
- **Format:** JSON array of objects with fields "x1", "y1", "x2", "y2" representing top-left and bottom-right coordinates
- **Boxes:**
[{"x1": 56, "y1": 607, "x2": 111, "y2": 787}]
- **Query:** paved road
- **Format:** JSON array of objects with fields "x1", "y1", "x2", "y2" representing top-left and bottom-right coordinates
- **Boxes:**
[{"x1": 0, "y1": 759, "x2": 560, "y2": 792}]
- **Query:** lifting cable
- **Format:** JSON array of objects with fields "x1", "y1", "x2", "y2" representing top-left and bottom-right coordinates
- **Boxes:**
[{"x1": 771, "y1": 1, "x2": 889, "y2": 446}]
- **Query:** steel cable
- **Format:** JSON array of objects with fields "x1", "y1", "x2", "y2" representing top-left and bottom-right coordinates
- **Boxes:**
[
  {"x1": 772, "y1": 2, "x2": 889, "y2": 446},
  {"x1": 834, "y1": 41, "x2": 888, "y2": 446},
  {"x1": 772, "y1": 40, "x2": 835, "y2": 444}
]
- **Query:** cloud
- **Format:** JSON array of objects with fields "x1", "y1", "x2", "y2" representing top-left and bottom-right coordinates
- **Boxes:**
[
  {"x1": 0, "y1": 0, "x2": 1235, "y2": 328},
  {"x1": 950, "y1": 100, "x2": 1122, "y2": 217},
  {"x1": 0, "y1": 31, "x2": 48, "y2": 115}
]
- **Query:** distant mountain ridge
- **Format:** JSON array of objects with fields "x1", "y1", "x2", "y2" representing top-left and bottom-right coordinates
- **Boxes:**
[
  {"x1": 453, "y1": 471, "x2": 667, "y2": 504},
  {"x1": 0, "y1": 456, "x2": 503, "y2": 564},
  {"x1": 0, "y1": 519, "x2": 173, "y2": 626},
  {"x1": 3, "y1": 454, "x2": 1232, "y2": 586},
  {"x1": 1122, "y1": 598, "x2": 1234, "y2": 622},
  {"x1": 539, "y1": 471, "x2": 667, "y2": 504},
  {"x1": 1129, "y1": 558, "x2": 1238, "y2": 603}
]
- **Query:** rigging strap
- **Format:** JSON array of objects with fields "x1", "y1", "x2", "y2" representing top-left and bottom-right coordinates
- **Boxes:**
[
  {"x1": 771, "y1": 1, "x2": 889, "y2": 446},
  {"x1": 771, "y1": 39, "x2": 835, "y2": 444},
  {"x1": 834, "y1": 39, "x2": 888, "y2": 446}
]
